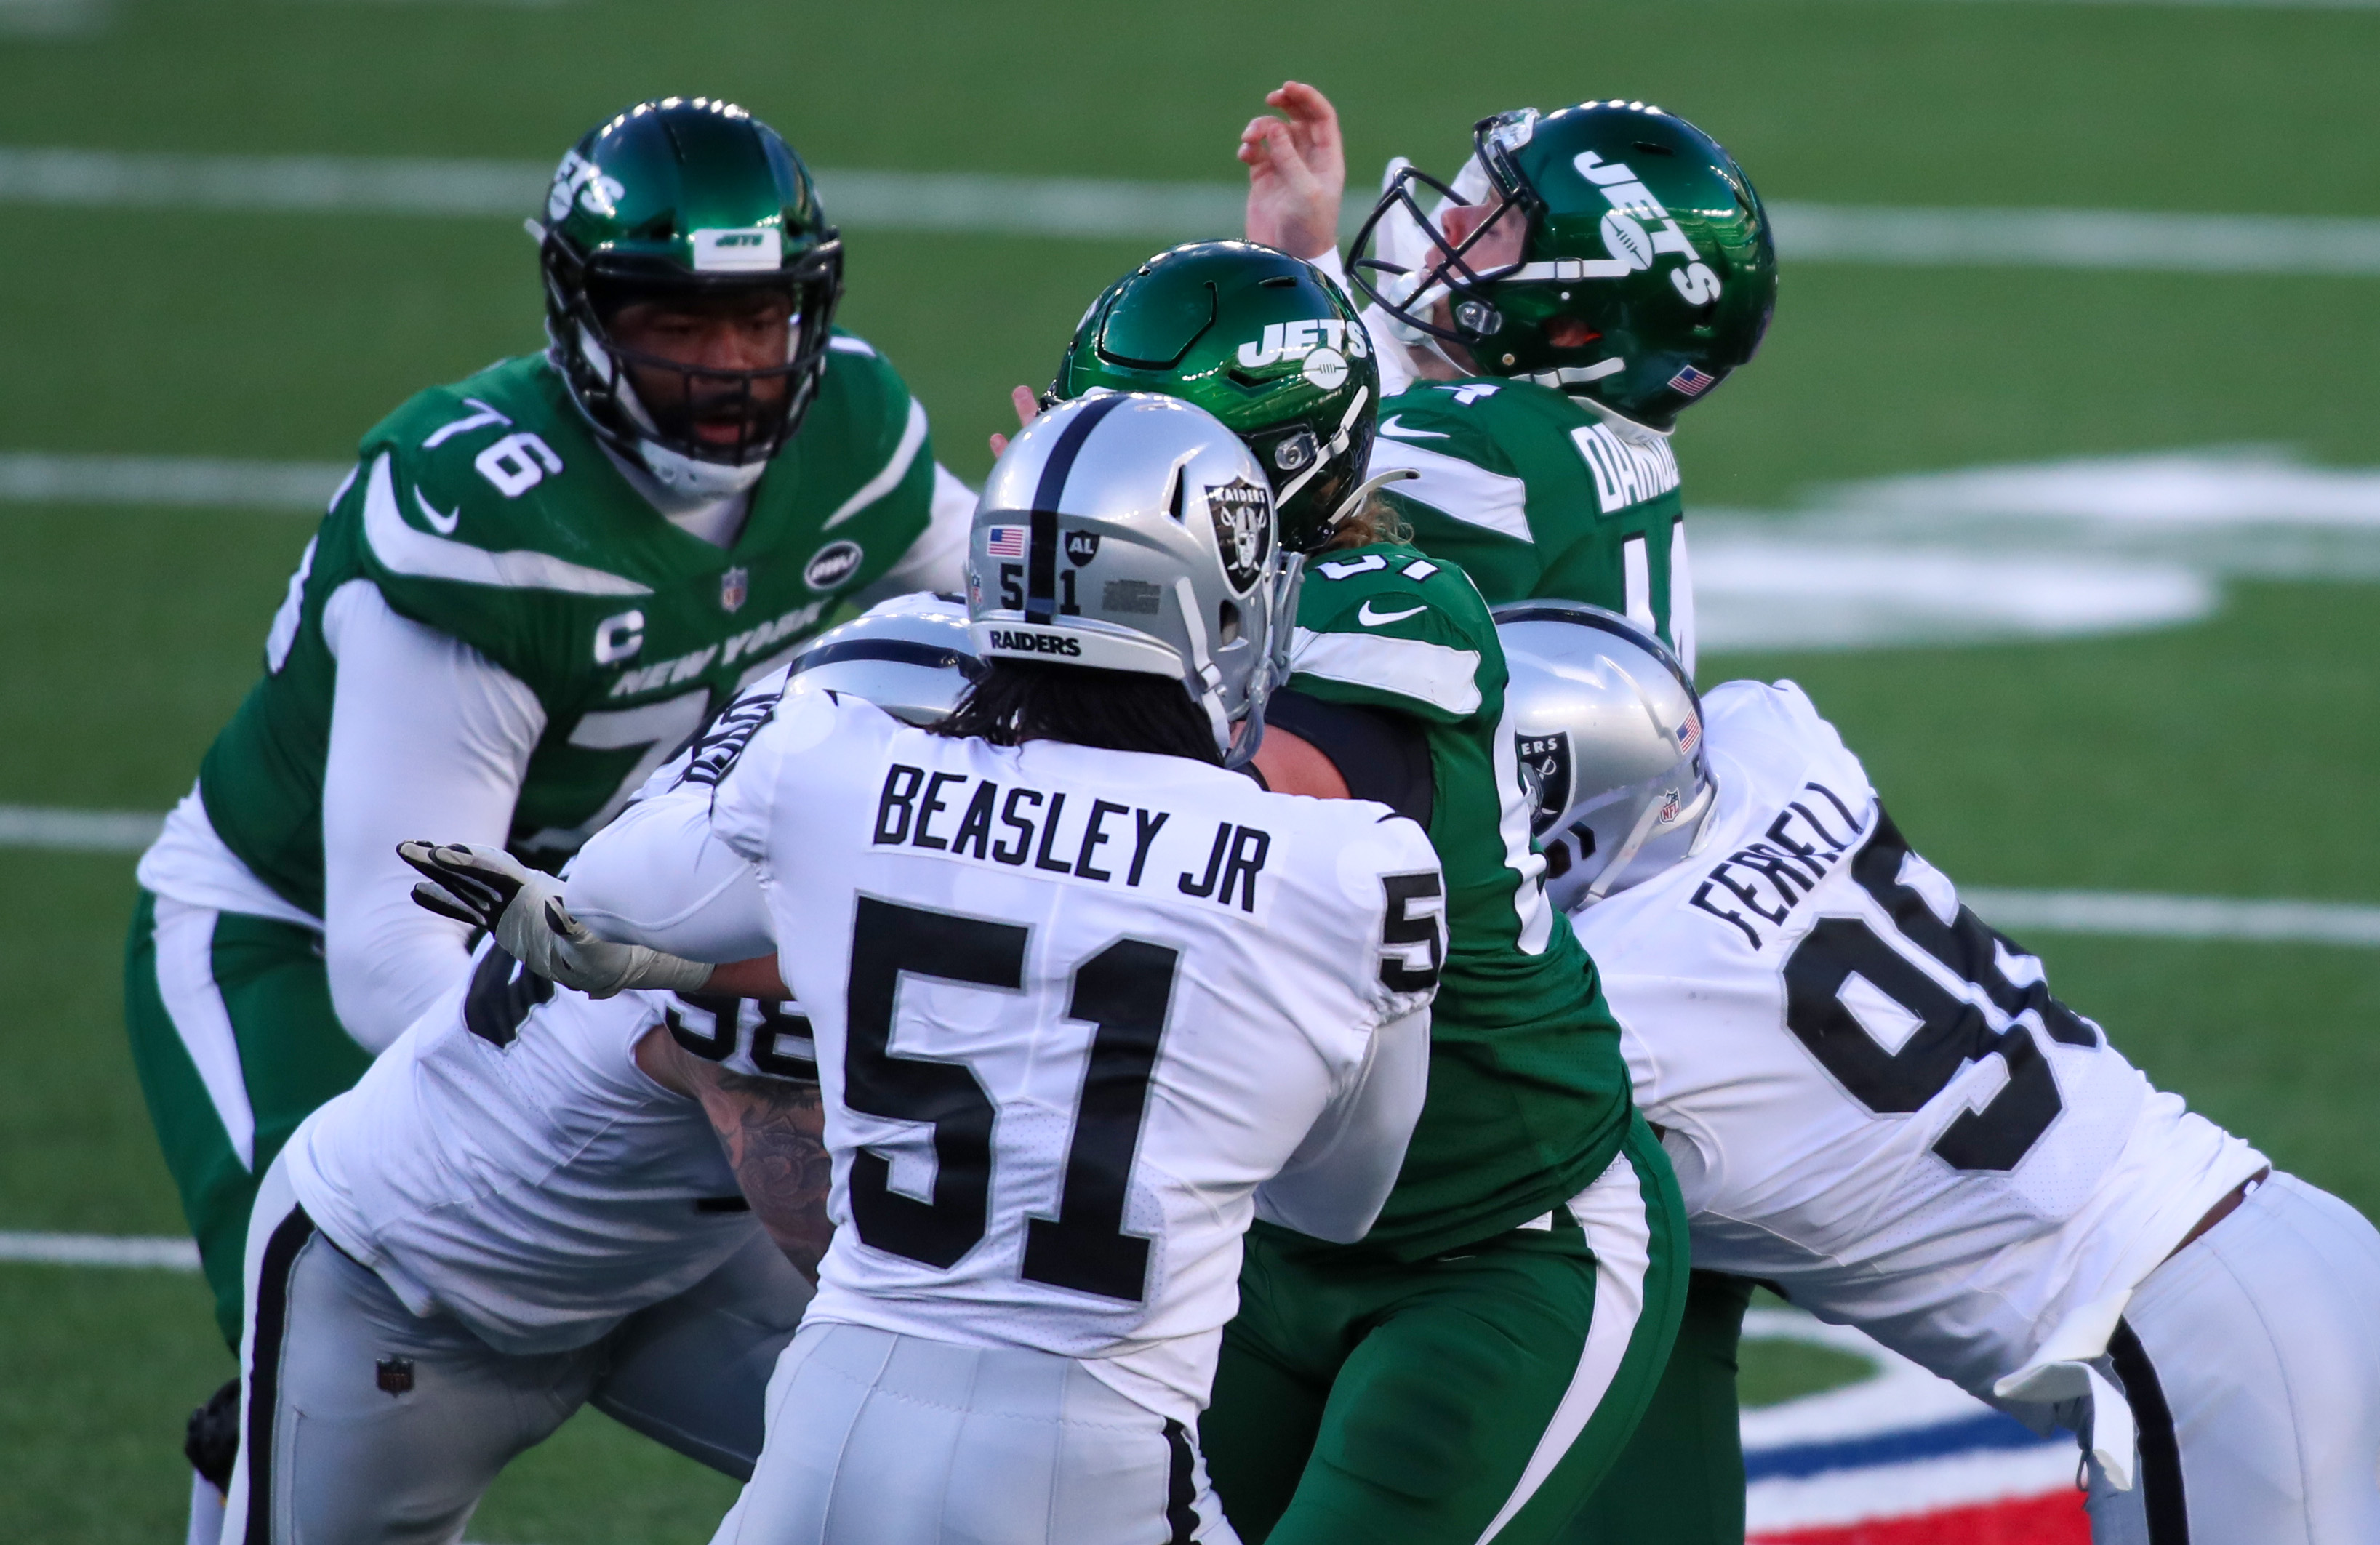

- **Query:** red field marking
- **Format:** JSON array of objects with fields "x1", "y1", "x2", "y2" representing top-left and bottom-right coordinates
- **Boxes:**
[{"x1": 1752, "y1": 1488, "x2": 2088, "y2": 1545}]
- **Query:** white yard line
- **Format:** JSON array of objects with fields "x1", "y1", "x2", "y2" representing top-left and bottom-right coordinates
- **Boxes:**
[
  {"x1": 0, "y1": 1230, "x2": 199, "y2": 1269},
  {"x1": 0, "y1": 452, "x2": 347, "y2": 509},
  {"x1": 1966, "y1": 886, "x2": 2380, "y2": 946},
  {"x1": 0, "y1": 803, "x2": 165, "y2": 851},
  {"x1": 0, "y1": 148, "x2": 2376, "y2": 275}
]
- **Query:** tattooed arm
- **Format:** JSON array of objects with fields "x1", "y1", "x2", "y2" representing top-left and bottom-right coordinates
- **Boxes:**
[{"x1": 636, "y1": 1027, "x2": 835, "y2": 1283}]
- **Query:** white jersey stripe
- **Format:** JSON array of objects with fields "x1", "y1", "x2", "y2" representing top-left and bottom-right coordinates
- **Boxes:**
[
  {"x1": 1367, "y1": 436, "x2": 1533, "y2": 544},
  {"x1": 361, "y1": 453, "x2": 652, "y2": 596},
  {"x1": 1622, "y1": 535, "x2": 1654, "y2": 635},
  {"x1": 823, "y1": 396, "x2": 929, "y2": 531},
  {"x1": 1290, "y1": 626, "x2": 1483, "y2": 716},
  {"x1": 1474, "y1": 1147, "x2": 1654, "y2": 1545},
  {"x1": 150, "y1": 898, "x2": 257, "y2": 1171}
]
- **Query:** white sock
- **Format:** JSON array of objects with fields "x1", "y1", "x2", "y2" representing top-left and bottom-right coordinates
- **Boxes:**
[{"x1": 185, "y1": 1468, "x2": 226, "y2": 1545}]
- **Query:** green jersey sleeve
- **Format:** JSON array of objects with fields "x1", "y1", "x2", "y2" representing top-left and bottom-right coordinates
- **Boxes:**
[
  {"x1": 1289, "y1": 544, "x2": 1502, "y2": 727},
  {"x1": 1369, "y1": 377, "x2": 1694, "y2": 665}
]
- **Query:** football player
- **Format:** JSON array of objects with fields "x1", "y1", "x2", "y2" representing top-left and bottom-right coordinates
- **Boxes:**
[
  {"x1": 414, "y1": 393, "x2": 1448, "y2": 1544},
  {"x1": 1244, "y1": 84, "x2": 1780, "y2": 1541},
  {"x1": 1502, "y1": 603, "x2": 2380, "y2": 1545},
  {"x1": 1045, "y1": 246, "x2": 1688, "y2": 1544},
  {"x1": 221, "y1": 976, "x2": 814, "y2": 1545},
  {"x1": 220, "y1": 606, "x2": 975, "y2": 1545},
  {"x1": 125, "y1": 95, "x2": 978, "y2": 1537},
  {"x1": 1241, "y1": 82, "x2": 1776, "y2": 673}
]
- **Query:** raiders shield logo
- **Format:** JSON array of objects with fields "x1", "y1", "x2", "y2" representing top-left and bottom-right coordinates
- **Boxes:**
[
  {"x1": 718, "y1": 566, "x2": 750, "y2": 614},
  {"x1": 1064, "y1": 529, "x2": 1100, "y2": 566},
  {"x1": 1203, "y1": 478, "x2": 1273, "y2": 594},
  {"x1": 1516, "y1": 732, "x2": 1574, "y2": 838}
]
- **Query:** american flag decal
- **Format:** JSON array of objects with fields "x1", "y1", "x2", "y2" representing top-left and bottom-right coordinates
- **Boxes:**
[
  {"x1": 1677, "y1": 713, "x2": 1702, "y2": 757},
  {"x1": 985, "y1": 525, "x2": 1027, "y2": 559},
  {"x1": 1669, "y1": 365, "x2": 1720, "y2": 397}
]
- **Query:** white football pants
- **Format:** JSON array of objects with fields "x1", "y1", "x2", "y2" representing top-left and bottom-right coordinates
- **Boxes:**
[
  {"x1": 221, "y1": 1156, "x2": 809, "y2": 1544},
  {"x1": 2084, "y1": 1171, "x2": 2380, "y2": 1544},
  {"x1": 709, "y1": 1322, "x2": 1239, "y2": 1545}
]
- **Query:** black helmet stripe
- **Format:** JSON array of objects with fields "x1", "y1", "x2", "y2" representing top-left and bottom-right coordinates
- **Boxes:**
[{"x1": 1025, "y1": 392, "x2": 1129, "y2": 624}]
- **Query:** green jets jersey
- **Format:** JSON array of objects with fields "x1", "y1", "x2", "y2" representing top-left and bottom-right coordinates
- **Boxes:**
[
  {"x1": 1287, "y1": 541, "x2": 1632, "y2": 1257},
  {"x1": 201, "y1": 337, "x2": 938, "y2": 918},
  {"x1": 1370, "y1": 377, "x2": 1692, "y2": 664}
]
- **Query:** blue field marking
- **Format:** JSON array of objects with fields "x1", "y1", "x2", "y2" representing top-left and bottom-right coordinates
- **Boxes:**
[{"x1": 1745, "y1": 1408, "x2": 2058, "y2": 1482}]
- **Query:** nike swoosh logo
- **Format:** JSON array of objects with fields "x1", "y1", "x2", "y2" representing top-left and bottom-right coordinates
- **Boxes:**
[
  {"x1": 1378, "y1": 415, "x2": 1448, "y2": 440},
  {"x1": 414, "y1": 488, "x2": 460, "y2": 535},
  {"x1": 1358, "y1": 599, "x2": 1426, "y2": 627}
]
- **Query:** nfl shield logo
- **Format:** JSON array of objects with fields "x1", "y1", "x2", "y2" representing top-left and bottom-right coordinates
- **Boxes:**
[{"x1": 719, "y1": 566, "x2": 749, "y2": 614}]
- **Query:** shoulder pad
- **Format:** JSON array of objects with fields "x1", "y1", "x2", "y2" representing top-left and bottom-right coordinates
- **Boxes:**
[
  {"x1": 1291, "y1": 545, "x2": 1497, "y2": 723},
  {"x1": 1375, "y1": 383, "x2": 1522, "y2": 475},
  {"x1": 347, "y1": 449, "x2": 648, "y2": 600},
  {"x1": 676, "y1": 669, "x2": 793, "y2": 791}
]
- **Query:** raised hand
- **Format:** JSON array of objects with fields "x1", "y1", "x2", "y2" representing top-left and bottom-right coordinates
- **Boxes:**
[
  {"x1": 987, "y1": 384, "x2": 1041, "y2": 457},
  {"x1": 1240, "y1": 81, "x2": 1346, "y2": 262}
]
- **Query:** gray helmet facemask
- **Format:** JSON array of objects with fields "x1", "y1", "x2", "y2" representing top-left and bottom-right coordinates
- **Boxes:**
[
  {"x1": 783, "y1": 592, "x2": 979, "y2": 725},
  {"x1": 1496, "y1": 601, "x2": 1717, "y2": 911},
  {"x1": 965, "y1": 393, "x2": 1297, "y2": 764}
]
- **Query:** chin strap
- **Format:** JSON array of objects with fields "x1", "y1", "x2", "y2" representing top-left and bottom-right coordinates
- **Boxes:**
[
  {"x1": 1324, "y1": 466, "x2": 1419, "y2": 534},
  {"x1": 1584, "y1": 779, "x2": 1717, "y2": 904},
  {"x1": 1583, "y1": 397, "x2": 1674, "y2": 448},
  {"x1": 1273, "y1": 386, "x2": 1373, "y2": 512}
]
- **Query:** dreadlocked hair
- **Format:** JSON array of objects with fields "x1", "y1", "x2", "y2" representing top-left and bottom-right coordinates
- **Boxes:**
[{"x1": 932, "y1": 661, "x2": 1223, "y2": 765}]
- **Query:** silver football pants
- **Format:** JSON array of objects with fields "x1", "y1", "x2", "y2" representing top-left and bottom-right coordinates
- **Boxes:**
[
  {"x1": 221, "y1": 1155, "x2": 809, "y2": 1544},
  {"x1": 2085, "y1": 1171, "x2": 2380, "y2": 1544},
  {"x1": 709, "y1": 1322, "x2": 1239, "y2": 1545}
]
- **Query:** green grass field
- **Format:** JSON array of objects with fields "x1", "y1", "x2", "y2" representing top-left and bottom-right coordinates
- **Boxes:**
[{"x1": 4, "y1": 1, "x2": 2378, "y2": 1538}]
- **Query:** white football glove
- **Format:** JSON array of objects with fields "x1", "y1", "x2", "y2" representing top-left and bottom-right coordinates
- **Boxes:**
[{"x1": 398, "y1": 840, "x2": 712, "y2": 999}]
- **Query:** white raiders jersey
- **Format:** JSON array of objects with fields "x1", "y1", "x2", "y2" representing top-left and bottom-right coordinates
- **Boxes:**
[
  {"x1": 282, "y1": 952, "x2": 814, "y2": 1356},
  {"x1": 1570, "y1": 681, "x2": 2268, "y2": 1398},
  {"x1": 692, "y1": 686, "x2": 1443, "y2": 1424}
]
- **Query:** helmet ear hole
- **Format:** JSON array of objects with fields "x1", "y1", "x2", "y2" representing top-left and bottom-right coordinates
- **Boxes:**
[{"x1": 1217, "y1": 600, "x2": 1243, "y2": 646}]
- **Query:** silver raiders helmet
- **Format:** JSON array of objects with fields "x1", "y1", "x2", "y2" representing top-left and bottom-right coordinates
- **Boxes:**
[
  {"x1": 966, "y1": 392, "x2": 1297, "y2": 761},
  {"x1": 1496, "y1": 601, "x2": 1717, "y2": 911},
  {"x1": 783, "y1": 592, "x2": 979, "y2": 725}
]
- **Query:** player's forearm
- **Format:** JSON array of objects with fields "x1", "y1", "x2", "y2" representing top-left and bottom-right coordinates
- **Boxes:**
[
  {"x1": 567, "y1": 784, "x2": 775, "y2": 962},
  {"x1": 1255, "y1": 1006, "x2": 1432, "y2": 1242},
  {"x1": 698, "y1": 1068, "x2": 834, "y2": 1283},
  {"x1": 702, "y1": 955, "x2": 790, "y2": 1000},
  {"x1": 321, "y1": 583, "x2": 543, "y2": 1051}
]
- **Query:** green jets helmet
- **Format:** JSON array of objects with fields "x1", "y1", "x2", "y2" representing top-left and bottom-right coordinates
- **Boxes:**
[
  {"x1": 540, "y1": 96, "x2": 844, "y2": 499},
  {"x1": 1050, "y1": 241, "x2": 1379, "y2": 553},
  {"x1": 1350, "y1": 100, "x2": 1776, "y2": 430}
]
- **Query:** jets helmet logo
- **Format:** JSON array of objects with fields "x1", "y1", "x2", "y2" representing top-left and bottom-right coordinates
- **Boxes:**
[
  {"x1": 1574, "y1": 145, "x2": 1726, "y2": 307},
  {"x1": 547, "y1": 149, "x2": 625, "y2": 222},
  {"x1": 1204, "y1": 479, "x2": 1273, "y2": 594},
  {"x1": 1235, "y1": 318, "x2": 1370, "y2": 371}
]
